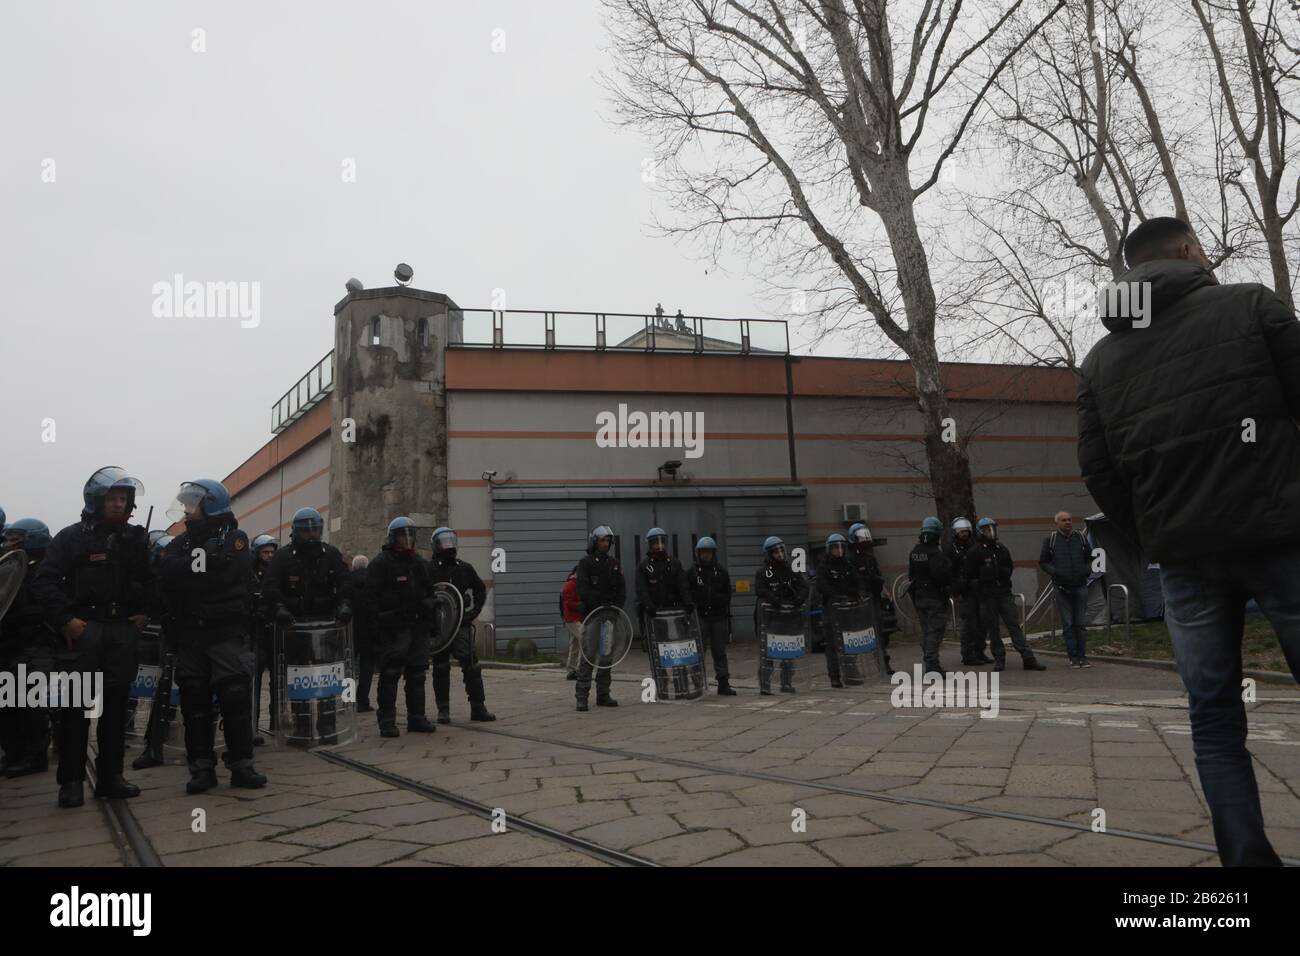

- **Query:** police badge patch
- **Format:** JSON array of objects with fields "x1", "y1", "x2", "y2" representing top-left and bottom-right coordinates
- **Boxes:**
[{"x1": 233, "y1": 534, "x2": 247, "y2": 551}]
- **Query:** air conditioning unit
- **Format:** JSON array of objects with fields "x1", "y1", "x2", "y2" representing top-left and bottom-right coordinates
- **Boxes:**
[{"x1": 842, "y1": 502, "x2": 867, "y2": 523}]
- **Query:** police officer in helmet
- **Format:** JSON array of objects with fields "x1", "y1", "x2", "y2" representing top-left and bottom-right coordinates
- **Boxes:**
[
  {"x1": 687, "y1": 536, "x2": 734, "y2": 696},
  {"x1": 947, "y1": 517, "x2": 990, "y2": 665},
  {"x1": 0, "y1": 519, "x2": 55, "y2": 779},
  {"x1": 755, "y1": 536, "x2": 809, "y2": 694},
  {"x1": 908, "y1": 517, "x2": 951, "y2": 677},
  {"x1": 846, "y1": 522, "x2": 893, "y2": 674},
  {"x1": 248, "y1": 533, "x2": 279, "y2": 744},
  {"x1": 814, "y1": 532, "x2": 863, "y2": 688},
  {"x1": 964, "y1": 517, "x2": 1046, "y2": 672},
  {"x1": 33, "y1": 466, "x2": 152, "y2": 808},
  {"x1": 366, "y1": 517, "x2": 436, "y2": 737},
  {"x1": 157, "y1": 480, "x2": 267, "y2": 793},
  {"x1": 428, "y1": 527, "x2": 494, "y2": 723},
  {"x1": 574, "y1": 526, "x2": 626, "y2": 711},
  {"x1": 263, "y1": 509, "x2": 351, "y2": 744}
]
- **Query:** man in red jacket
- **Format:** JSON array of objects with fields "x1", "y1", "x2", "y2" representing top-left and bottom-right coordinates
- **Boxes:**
[{"x1": 560, "y1": 569, "x2": 584, "y2": 680}]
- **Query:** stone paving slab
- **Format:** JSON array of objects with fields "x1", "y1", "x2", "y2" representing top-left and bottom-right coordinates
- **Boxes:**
[{"x1": 3, "y1": 641, "x2": 1300, "y2": 866}]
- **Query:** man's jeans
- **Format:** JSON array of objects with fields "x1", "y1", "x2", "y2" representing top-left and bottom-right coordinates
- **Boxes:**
[
  {"x1": 1054, "y1": 585, "x2": 1089, "y2": 658},
  {"x1": 1160, "y1": 546, "x2": 1300, "y2": 867}
]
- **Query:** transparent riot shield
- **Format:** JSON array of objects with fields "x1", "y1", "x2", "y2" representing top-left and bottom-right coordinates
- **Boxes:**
[
  {"x1": 275, "y1": 619, "x2": 356, "y2": 749},
  {"x1": 580, "y1": 605, "x2": 633, "y2": 670},
  {"x1": 648, "y1": 610, "x2": 707, "y2": 702},
  {"x1": 0, "y1": 551, "x2": 25, "y2": 621},
  {"x1": 757, "y1": 603, "x2": 812, "y2": 695},
  {"x1": 428, "y1": 583, "x2": 464, "y2": 657},
  {"x1": 826, "y1": 599, "x2": 887, "y2": 685},
  {"x1": 127, "y1": 624, "x2": 221, "y2": 765}
]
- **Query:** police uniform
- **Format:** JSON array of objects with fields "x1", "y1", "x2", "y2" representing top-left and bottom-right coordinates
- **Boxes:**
[
  {"x1": 158, "y1": 516, "x2": 262, "y2": 785},
  {"x1": 964, "y1": 537, "x2": 1043, "y2": 670},
  {"x1": 32, "y1": 518, "x2": 151, "y2": 799},
  {"x1": 0, "y1": 546, "x2": 54, "y2": 777},
  {"x1": 813, "y1": 551, "x2": 863, "y2": 685},
  {"x1": 263, "y1": 537, "x2": 351, "y2": 742},
  {"x1": 636, "y1": 552, "x2": 693, "y2": 696},
  {"x1": 687, "y1": 558, "x2": 732, "y2": 690},
  {"x1": 574, "y1": 545, "x2": 627, "y2": 707},
  {"x1": 908, "y1": 537, "x2": 951, "y2": 674},
  {"x1": 428, "y1": 552, "x2": 492, "y2": 721},
  {"x1": 848, "y1": 541, "x2": 891, "y2": 671},
  {"x1": 755, "y1": 557, "x2": 809, "y2": 694},
  {"x1": 946, "y1": 535, "x2": 986, "y2": 664},
  {"x1": 365, "y1": 545, "x2": 435, "y2": 732}
]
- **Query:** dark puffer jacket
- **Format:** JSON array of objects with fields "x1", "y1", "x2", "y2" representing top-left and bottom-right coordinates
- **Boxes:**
[{"x1": 1078, "y1": 259, "x2": 1300, "y2": 562}]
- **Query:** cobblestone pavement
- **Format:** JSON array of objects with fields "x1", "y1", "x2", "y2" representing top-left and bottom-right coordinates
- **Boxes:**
[{"x1": 4, "y1": 638, "x2": 1299, "y2": 866}]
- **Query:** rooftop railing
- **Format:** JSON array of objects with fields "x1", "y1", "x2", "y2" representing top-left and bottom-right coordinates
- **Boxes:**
[
  {"x1": 450, "y1": 309, "x2": 789, "y2": 355},
  {"x1": 271, "y1": 351, "x2": 333, "y2": 435}
]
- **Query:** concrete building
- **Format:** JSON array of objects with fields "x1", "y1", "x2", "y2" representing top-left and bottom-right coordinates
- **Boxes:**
[{"x1": 214, "y1": 279, "x2": 1095, "y2": 654}]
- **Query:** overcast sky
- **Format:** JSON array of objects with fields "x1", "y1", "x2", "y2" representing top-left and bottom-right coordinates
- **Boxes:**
[{"x1": 1, "y1": 0, "x2": 824, "y2": 528}]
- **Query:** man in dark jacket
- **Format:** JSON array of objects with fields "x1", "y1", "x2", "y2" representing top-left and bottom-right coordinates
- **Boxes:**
[
  {"x1": 428, "y1": 527, "x2": 494, "y2": 724},
  {"x1": 1039, "y1": 512, "x2": 1092, "y2": 668},
  {"x1": 33, "y1": 467, "x2": 152, "y2": 808},
  {"x1": 908, "y1": 518, "x2": 950, "y2": 677},
  {"x1": 157, "y1": 480, "x2": 266, "y2": 794},
  {"x1": 964, "y1": 518, "x2": 1045, "y2": 673},
  {"x1": 847, "y1": 523, "x2": 892, "y2": 673},
  {"x1": 573, "y1": 526, "x2": 626, "y2": 711},
  {"x1": 947, "y1": 517, "x2": 989, "y2": 665},
  {"x1": 688, "y1": 536, "x2": 734, "y2": 695},
  {"x1": 1078, "y1": 216, "x2": 1300, "y2": 867}
]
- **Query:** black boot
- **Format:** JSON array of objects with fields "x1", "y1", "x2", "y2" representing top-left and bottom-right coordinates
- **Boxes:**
[
  {"x1": 378, "y1": 722, "x2": 400, "y2": 738},
  {"x1": 407, "y1": 716, "x2": 436, "y2": 733},
  {"x1": 131, "y1": 751, "x2": 163, "y2": 770},
  {"x1": 94, "y1": 774, "x2": 140, "y2": 800},
  {"x1": 1023, "y1": 657, "x2": 1047, "y2": 671},
  {"x1": 717, "y1": 679, "x2": 736, "y2": 696},
  {"x1": 576, "y1": 699, "x2": 589, "y2": 712},
  {"x1": 230, "y1": 766, "x2": 267, "y2": 789},
  {"x1": 5, "y1": 758, "x2": 46, "y2": 779},
  {"x1": 58, "y1": 781, "x2": 84, "y2": 808},
  {"x1": 186, "y1": 767, "x2": 218, "y2": 794},
  {"x1": 470, "y1": 703, "x2": 496, "y2": 722},
  {"x1": 436, "y1": 708, "x2": 451, "y2": 725},
  {"x1": 596, "y1": 696, "x2": 618, "y2": 707}
]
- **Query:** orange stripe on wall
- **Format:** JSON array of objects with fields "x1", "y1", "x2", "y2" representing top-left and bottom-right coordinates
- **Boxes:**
[
  {"x1": 222, "y1": 403, "x2": 332, "y2": 499},
  {"x1": 235, "y1": 466, "x2": 331, "y2": 524}
]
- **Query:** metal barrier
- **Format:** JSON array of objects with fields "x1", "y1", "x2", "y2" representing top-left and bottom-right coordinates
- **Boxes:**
[{"x1": 1105, "y1": 583, "x2": 1132, "y2": 651}]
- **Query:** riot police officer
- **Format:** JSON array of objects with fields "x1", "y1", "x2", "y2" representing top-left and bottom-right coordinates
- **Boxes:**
[
  {"x1": 947, "y1": 517, "x2": 990, "y2": 665},
  {"x1": 366, "y1": 517, "x2": 436, "y2": 737},
  {"x1": 908, "y1": 517, "x2": 951, "y2": 677},
  {"x1": 0, "y1": 519, "x2": 54, "y2": 778},
  {"x1": 428, "y1": 527, "x2": 494, "y2": 723},
  {"x1": 635, "y1": 528, "x2": 691, "y2": 623},
  {"x1": 264, "y1": 509, "x2": 351, "y2": 744},
  {"x1": 755, "y1": 536, "x2": 809, "y2": 695},
  {"x1": 574, "y1": 526, "x2": 626, "y2": 711},
  {"x1": 814, "y1": 533, "x2": 862, "y2": 688},
  {"x1": 248, "y1": 533, "x2": 279, "y2": 744},
  {"x1": 33, "y1": 466, "x2": 151, "y2": 808},
  {"x1": 687, "y1": 536, "x2": 734, "y2": 696},
  {"x1": 847, "y1": 523, "x2": 892, "y2": 674},
  {"x1": 158, "y1": 480, "x2": 267, "y2": 793},
  {"x1": 964, "y1": 517, "x2": 1046, "y2": 672}
]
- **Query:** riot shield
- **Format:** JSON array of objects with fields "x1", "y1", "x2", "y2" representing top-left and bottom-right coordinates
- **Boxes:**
[
  {"x1": 579, "y1": 605, "x2": 633, "y2": 670},
  {"x1": 428, "y1": 582, "x2": 464, "y2": 657},
  {"x1": 127, "y1": 624, "x2": 221, "y2": 765},
  {"x1": 647, "y1": 610, "x2": 707, "y2": 702},
  {"x1": 275, "y1": 618, "x2": 356, "y2": 749},
  {"x1": 757, "y1": 603, "x2": 813, "y2": 695},
  {"x1": 826, "y1": 599, "x2": 887, "y2": 685},
  {"x1": 0, "y1": 551, "x2": 26, "y2": 621}
]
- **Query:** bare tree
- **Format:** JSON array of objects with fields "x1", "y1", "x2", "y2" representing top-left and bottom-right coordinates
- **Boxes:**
[
  {"x1": 1193, "y1": 0, "x2": 1300, "y2": 307},
  {"x1": 601, "y1": 0, "x2": 1064, "y2": 526}
]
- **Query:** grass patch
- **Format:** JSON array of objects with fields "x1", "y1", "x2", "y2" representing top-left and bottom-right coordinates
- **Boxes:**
[{"x1": 1038, "y1": 614, "x2": 1290, "y2": 672}]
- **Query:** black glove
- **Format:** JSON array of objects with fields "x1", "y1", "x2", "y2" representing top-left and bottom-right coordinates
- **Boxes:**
[
  {"x1": 275, "y1": 606, "x2": 295, "y2": 627},
  {"x1": 336, "y1": 602, "x2": 353, "y2": 624}
]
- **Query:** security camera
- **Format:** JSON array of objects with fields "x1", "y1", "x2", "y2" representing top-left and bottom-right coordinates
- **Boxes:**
[
  {"x1": 345, "y1": 278, "x2": 364, "y2": 293},
  {"x1": 481, "y1": 470, "x2": 498, "y2": 481}
]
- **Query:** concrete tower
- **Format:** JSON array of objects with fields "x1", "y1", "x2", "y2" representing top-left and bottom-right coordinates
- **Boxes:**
[{"x1": 328, "y1": 280, "x2": 462, "y2": 558}]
